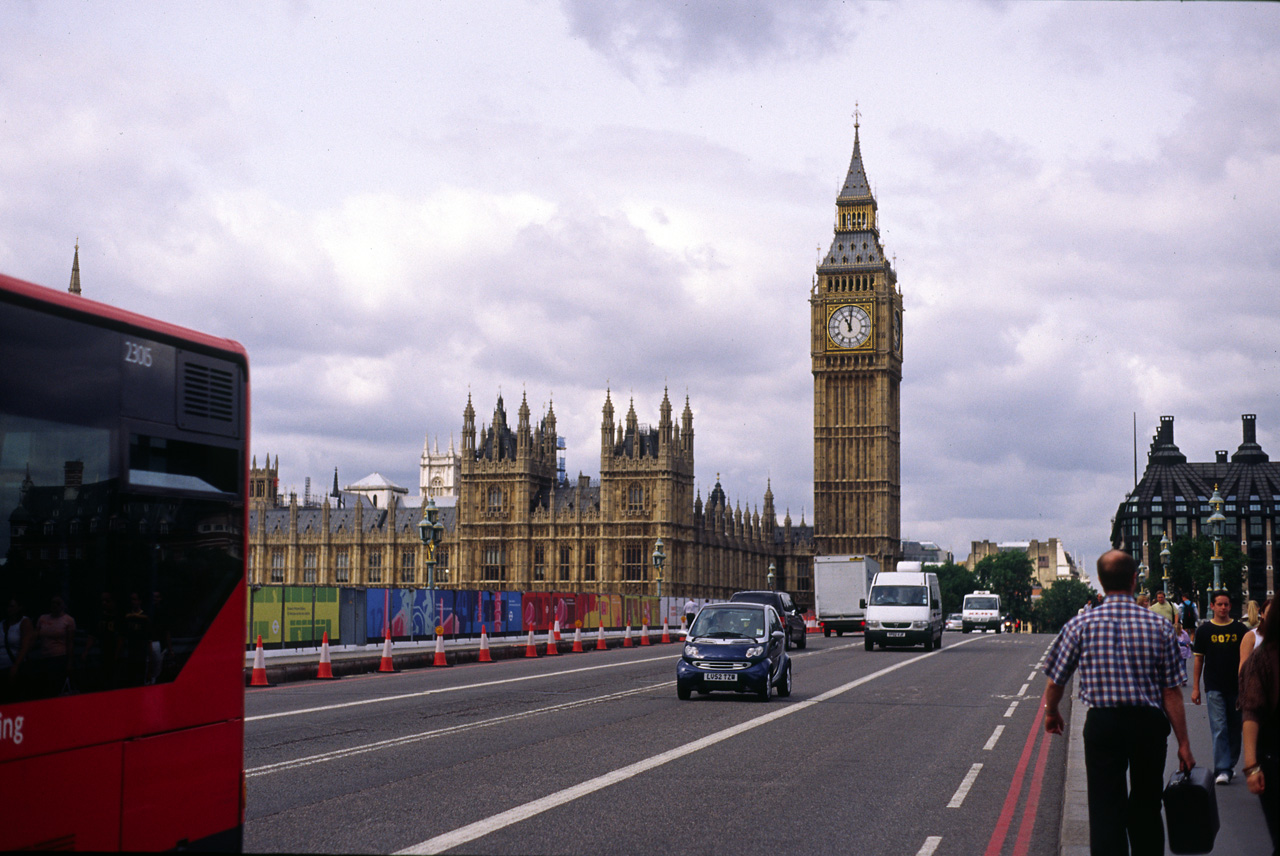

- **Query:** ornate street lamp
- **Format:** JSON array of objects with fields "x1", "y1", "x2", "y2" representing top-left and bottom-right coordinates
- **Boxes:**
[
  {"x1": 651, "y1": 537, "x2": 666, "y2": 601},
  {"x1": 1207, "y1": 485, "x2": 1226, "y2": 591},
  {"x1": 1159, "y1": 532, "x2": 1171, "y2": 597},
  {"x1": 767, "y1": 560, "x2": 776, "y2": 591},
  {"x1": 417, "y1": 497, "x2": 445, "y2": 593},
  {"x1": 1138, "y1": 559, "x2": 1149, "y2": 593}
]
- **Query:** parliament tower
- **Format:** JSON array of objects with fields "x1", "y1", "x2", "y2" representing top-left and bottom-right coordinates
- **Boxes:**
[{"x1": 811, "y1": 119, "x2": 902, "y2": 567}]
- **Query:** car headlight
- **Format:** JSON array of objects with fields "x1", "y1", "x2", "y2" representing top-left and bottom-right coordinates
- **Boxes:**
[
  {"x1": 745, "y1": 645, "x2": 764, "y2": 658},
  {"x1": 911, "y1": 620, "x2": 929, "y2": 630},
  {"x1": 684, "y1": 644, "x2": 699, "y2": 658},
  {"x1": 865, "y1": 620, "x2": 880, "y2": 630}
]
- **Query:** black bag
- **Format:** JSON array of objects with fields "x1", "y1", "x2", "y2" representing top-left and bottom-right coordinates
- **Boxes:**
[{"x1": 1162, "y1": 766, "x2": 1219, "y2": 855}]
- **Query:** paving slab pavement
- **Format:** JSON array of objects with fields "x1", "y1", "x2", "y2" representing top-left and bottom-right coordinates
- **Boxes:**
[{"x1": 1059, "y1": 677, "x2": 1271, "y2": 855}]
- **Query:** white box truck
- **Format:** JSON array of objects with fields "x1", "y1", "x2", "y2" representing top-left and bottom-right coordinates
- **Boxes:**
[{"x1": 813, "y1": 555, "x2": 879, "y2": 636}]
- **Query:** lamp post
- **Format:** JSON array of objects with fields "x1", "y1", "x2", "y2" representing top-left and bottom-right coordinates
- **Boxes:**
[
  {"x1": 651, "y1": 537, "x2": 666, "y2": 601},
  {"x1": 418, "y1": 497, "x2": 445, "y2": 631},
  {"x1": 1207, "y1": 485, "x2": 1226, "y2": 591},
  {"x1": 1159, "y1": 532, "x2": 1171, "y2": 598},
  {"x1": 1138, "y1": 559, "x2": 1149, "y2": 594},
  {"x1": 766, "y1": 560, "x2": 776, "y2": 591}
]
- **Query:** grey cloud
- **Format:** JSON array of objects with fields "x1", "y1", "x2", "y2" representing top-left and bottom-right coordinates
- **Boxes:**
[{"x1": 560, "y1": 0, "x2": 854, "y2": 83}]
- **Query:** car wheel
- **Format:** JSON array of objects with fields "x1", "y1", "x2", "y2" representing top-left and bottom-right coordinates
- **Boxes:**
[
  {"x1": 777, "y1": 661, "x2": 792, "y2": 697},
  {"x1": 823, "y1": 627, "x2": 831, "y2": 637},
  {"x1": 935, "y1": 631, "x2": 943, "y2": 650},
  {"x1": 864, "y1": 637, "x2": 873, "y2": 652},
  {"x1": 797, "y1": 631, "x2": 807, "y2": 650},
  {"x1": 924, "y1": 633, "x2": 934, "y2": 652},
  {"x1": 758, "y1": 671, "x2": 773, "y2": 702},
  {"x1": 836, "y1": 629, "x2": 843, "y2": 637},
  {"x1": 784, "y1": 633, "x2": 791, "y2": 651},
  {"x1": 677, "y1": 684, "x2": 691, "y2": 700}
]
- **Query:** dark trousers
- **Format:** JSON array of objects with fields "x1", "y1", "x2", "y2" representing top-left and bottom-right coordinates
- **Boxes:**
[{"x1": 1084, "y1": 706, "x2": 1170, "y2": 856}]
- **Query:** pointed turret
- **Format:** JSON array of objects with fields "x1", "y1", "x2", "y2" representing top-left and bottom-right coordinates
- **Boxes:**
[
  {"x1": 463, "y1": 393, "x2": 476, "y2": 452},
  {"x1": 69, "y1": 240, "x2": 81, "y2": 295},
  {"x1": 601, "y1": 389, "x2": 615, "y2": 454}
]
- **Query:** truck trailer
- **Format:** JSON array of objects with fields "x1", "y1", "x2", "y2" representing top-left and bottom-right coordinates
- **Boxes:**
[{"x1": 813, "y1": 555, "x2": 879, "y2": 636}]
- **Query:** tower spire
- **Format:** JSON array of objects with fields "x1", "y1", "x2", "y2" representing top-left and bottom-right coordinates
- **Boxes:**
[{"x1": 68, "y1": 239, "x2": 81, "y2": 295}]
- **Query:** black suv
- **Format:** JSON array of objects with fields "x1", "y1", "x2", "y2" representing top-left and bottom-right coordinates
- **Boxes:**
[{"x1": 729, "y1": 590, "x2": 807, "y2": 649}]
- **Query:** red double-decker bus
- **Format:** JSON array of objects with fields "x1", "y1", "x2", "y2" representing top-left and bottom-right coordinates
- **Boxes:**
[{"x1": 0, "y1": 272, "x2": 247, "y2": 850}]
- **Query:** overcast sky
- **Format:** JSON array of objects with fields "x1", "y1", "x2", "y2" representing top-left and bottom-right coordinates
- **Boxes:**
[{"x1": 3, "y1": 1, "x2": 1277, "y2": 576}]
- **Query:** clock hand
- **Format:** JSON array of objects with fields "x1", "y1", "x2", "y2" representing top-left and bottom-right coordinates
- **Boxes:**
[{"x1": 845, "y1": 316, "x2": 853, "y2": 332}]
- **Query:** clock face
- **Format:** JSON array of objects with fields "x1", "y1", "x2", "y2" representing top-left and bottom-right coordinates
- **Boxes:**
[{"x1": 827, "y1": 304, "x2": 872, "y2": 349}]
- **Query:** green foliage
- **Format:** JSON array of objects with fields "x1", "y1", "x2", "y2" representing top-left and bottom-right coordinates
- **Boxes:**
[
  {"x1": 929, "y1": 561, "x2": 977, "y2": 615},
  {"x1": 1033, "y1": 578, "x2": 1096, "y2": 633},
  {"x1": 1144, "y1": 535, "x2": 1245, "y2": 612},
  {"x1": 974, "y1": 551, "x2": 1035, "y2": 622}
]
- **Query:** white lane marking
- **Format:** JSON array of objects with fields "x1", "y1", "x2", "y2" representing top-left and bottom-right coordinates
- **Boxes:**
[
  {"x1": 246, "y1": 654, "x2": 674, "y2": 722},
  {"x1": 247, "y1": 682, "x2": 671, "y2": 777},
  {"x1": 948, "y1": 763, "x2": 983, "y2": 808},
  {"x1": 916, "y1": 836, "x2": 942, "y2": 856},
  {"x1": 1004, "y1": 700, "x2": 1019, "y2": 718},
  {"x1": 1027, "y1": 671, "x2": 1038, "y2": 683},
  {"x1": 396, "y1": 638, "x2": 985, "y2": 855},
  {"x1": 983, "y1": 725, "x2": 1005, "y2": 751},
  {"x1": 1017, "y1": 683, "x2": 1029, "y2": 697}
]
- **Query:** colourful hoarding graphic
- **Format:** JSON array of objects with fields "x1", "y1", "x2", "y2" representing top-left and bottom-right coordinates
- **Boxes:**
[
  {"x1": 248, "y1": 586, "x2": 284, "y2": 645},
  {"x1": 282, "y1": 586, "x2": 339, "y2": 643}
]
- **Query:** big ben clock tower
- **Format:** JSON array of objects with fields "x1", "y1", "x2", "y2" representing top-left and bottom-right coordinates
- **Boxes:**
[{"x1": 812, "y1": 118, "x2": 902, "y2": 567}]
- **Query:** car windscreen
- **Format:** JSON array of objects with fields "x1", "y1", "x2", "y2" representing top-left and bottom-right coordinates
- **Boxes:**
[
  {"x1": 690, "y1": 607, "x2": 765, "y2": 639},
  {"x1": 869, "y1": 585, "x2": 928, "y2": 607},
  {"x1": 965, "y1": 597, "x2": 999, "y2": 610}
]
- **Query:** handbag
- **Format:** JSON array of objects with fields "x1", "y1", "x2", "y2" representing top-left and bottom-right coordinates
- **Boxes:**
[{"x1": 1162, "y1": 766, "x2": 1219, "y2": 855}]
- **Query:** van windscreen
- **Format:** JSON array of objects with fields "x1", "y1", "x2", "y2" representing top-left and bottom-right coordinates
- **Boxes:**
[{"x1": 869, "y1": 585, "x2": 928, "y2": 607}]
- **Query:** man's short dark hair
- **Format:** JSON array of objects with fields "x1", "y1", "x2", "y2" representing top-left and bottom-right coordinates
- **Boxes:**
[
  {"x1": 1097, "y1": 550, "x2": 1138, "y2": 593},
  {"x1": 1210, "y1": 590, "x2": 1232, "y2": 606}
]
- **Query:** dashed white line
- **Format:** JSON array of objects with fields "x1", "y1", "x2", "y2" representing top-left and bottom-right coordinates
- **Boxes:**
[
  {"x1": 948, "y1": 763, "x2": 983, "y2": 808},
  {"x1": 1017, "y1": 682, "x2": 1029, "y2": 697},
  {"x1": 916, "y1": 836, "x2": 943, "y2": 855},
  {"x1": 1004, "y1": 700, "x2": 1019, "y2": 718},
  {"x1": 1027, "y1": 671, "x2": 1039, "y2": 683},
  {"x1": 984, "y1": 724, "x2": 1005, "y2": 751}
]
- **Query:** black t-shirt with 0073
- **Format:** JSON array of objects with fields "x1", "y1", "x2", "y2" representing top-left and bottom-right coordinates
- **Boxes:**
[{"x1": 1192, "y1": 619, "x2": 1247, "y2": 695}]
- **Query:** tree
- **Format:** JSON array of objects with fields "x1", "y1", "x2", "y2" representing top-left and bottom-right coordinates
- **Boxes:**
[
  {"x1": 974, "y1": 551, "x2": 1035, "y2": 622},
  {"x1": 930, "y1": 561, "x2": 976, "y2": 616},
  {"x1": 1033, "y1": 578, "x2": 1095, "y2": 633},
  {"x1": 1146, "y1": 535, "x2": 1245, "y2": 614}
]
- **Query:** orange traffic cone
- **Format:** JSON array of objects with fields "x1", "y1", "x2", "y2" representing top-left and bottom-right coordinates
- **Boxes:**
[
  {"x1": 623, "y1": 625, "x2": 633, "y2": 648},
  {"x1": 525, "y1": 628, "x2": 539, "y2": 658},
  {"x1": 378, "y1": 629, "x2": 396, "y2": 673},
  {"x1": 433, "y1": 630, "x2": 448, "y2": 667},
  {"x1": 661, "y1": 620, "x2": 671, "y2": 644},
  {"x1": 572, "y1": 626, "x2": 584, "y2": 653},
  {"x1": 250, "y1": 635, "x2": 269, "y2": 686},
  {"x1": 640, "y1": 624, "x2": 650, "y2": 646},
  {"x1": 478, "y1": 624, "x2": 493, "y2": 663},
  {"x1": 596, "y1": 623, "x2": 608, "y2": 651},
  {"x1": 546, "y1": 627, "x2": 559, "y2": 656},
  {"x1": 316, "y1": 631, "x2": 337, "y2": 680},
  {"x1": 553, "y1": 619, "x2": 562, "y2": 641}
]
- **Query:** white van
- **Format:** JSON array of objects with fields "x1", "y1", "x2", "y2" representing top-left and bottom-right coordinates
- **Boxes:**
[
  {"x1": 962, "y1": 591, "x2": 1002, "y2": 633},
  {"x1": 862, "y1": 571, "x2": 944, "y2": 651}
]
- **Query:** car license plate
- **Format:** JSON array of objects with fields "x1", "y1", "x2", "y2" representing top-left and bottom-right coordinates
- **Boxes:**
[
  {"x1": 705, "y1": 673, "x2": 737, "y2": 682},
  {"x1": 888, "y1": 632, "x2": 906, "y2": 637}
]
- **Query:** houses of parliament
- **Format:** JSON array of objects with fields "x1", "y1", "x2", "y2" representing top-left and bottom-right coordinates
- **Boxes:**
[{"x1": 249, "y1": 123, "x2": 903, "y2": 603}]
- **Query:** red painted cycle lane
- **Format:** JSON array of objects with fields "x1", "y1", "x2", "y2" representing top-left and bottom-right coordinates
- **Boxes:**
[{"x1": 984, "y1": 700, "x2": 1052, "y2": 856}]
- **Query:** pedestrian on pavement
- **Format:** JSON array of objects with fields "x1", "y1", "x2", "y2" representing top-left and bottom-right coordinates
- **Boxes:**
[
  {"x1": 1150, "y1": 590, "x2": 1177, "y2": 624},
  {"x1": 1241, "y1": 598, "x2": 1270, "y2": 675},
  {"x1": 683, "y1": 598, "x2": 697, "y2": 629},
  {"x1": 1180, "y1": 593, "x2": 1199, "y2": 631},
  {"x1": 1191, "y1": 590, "x2": 1248, "y2": 785},
  {"x1": 1238, "y1": 598, "x2": 1278, "y2": 851},
  {"x1": 1041, "y1": 550, "x2": 1193, "y2": 856}
]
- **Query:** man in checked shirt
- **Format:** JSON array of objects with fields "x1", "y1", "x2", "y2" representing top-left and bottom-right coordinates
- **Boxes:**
[{"x1": 1041, "y1": 550, "x2": 1195, "y2": 856}]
